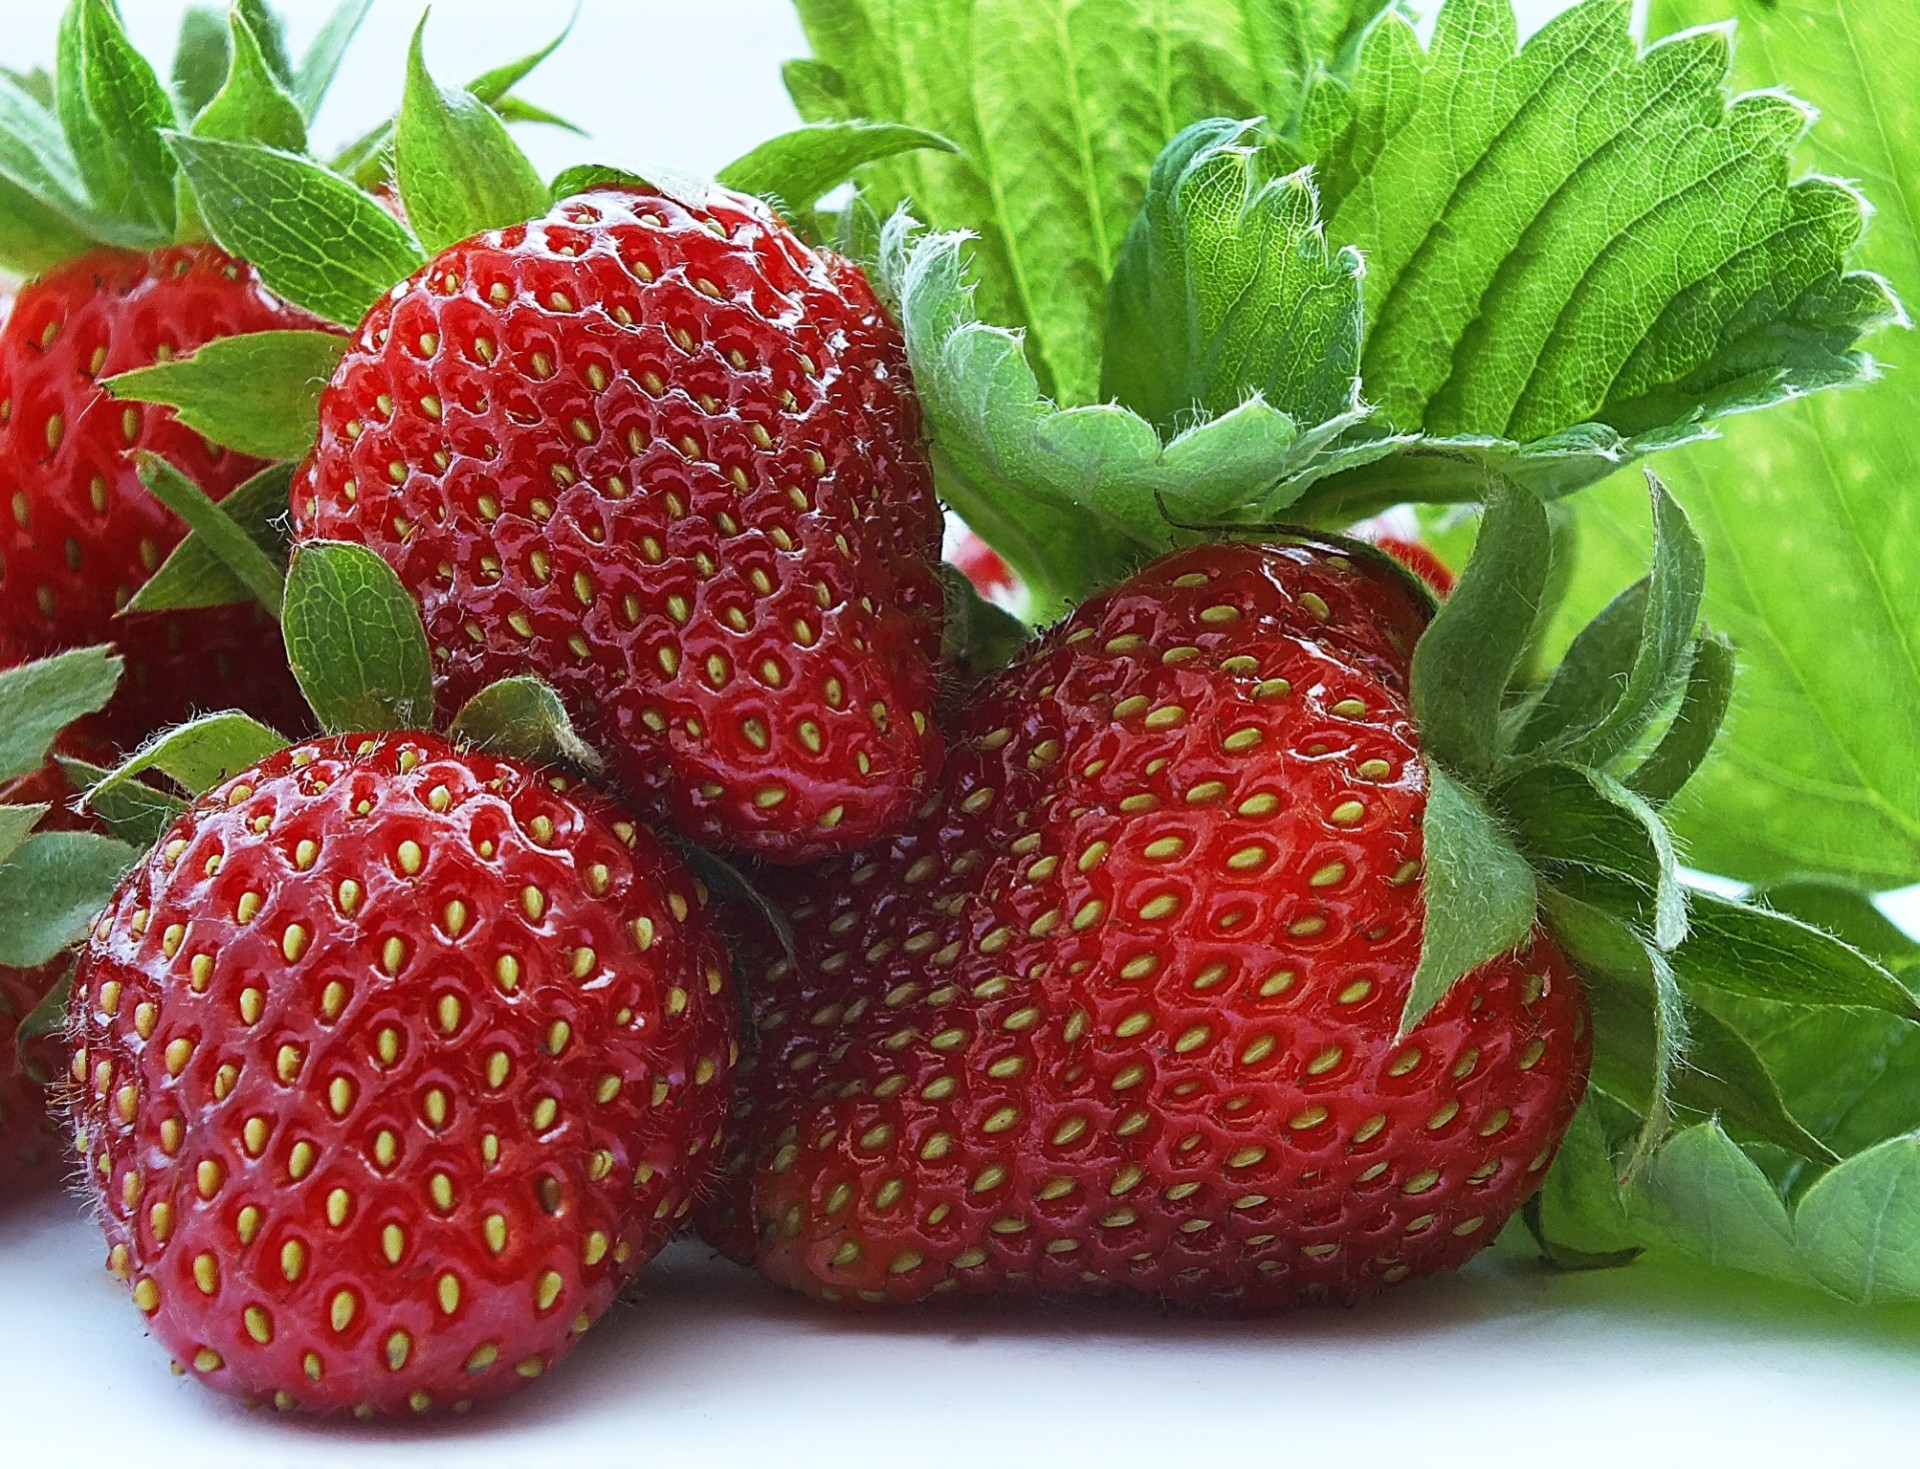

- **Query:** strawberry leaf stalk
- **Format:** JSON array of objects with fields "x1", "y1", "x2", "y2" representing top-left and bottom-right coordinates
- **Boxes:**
[{"x1": 701, "y1": 475, "x2": 1909, "y2": 1311}]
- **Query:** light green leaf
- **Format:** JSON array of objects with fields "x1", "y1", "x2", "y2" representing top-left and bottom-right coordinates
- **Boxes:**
[
  {"x1": 1402, "y1": 763, "x2": 1537, "y2": 1031},
  {"x1": 58, "y1": 0, "x2": 180, "y2": 238},
  {"x1": 294, "y1": 0, "x2": 376, "y2": 121},
  {"x1": 719, "y1": 120, "x2": 957, "y2": 212},
  {"x1": 1102, "y1": 117, "x2": 1365, "y2": 435},
  {"x1": 130, "y1": 453, "x2": 286, "y2": 618},
  {"x1": 282, "y1": 541, "x2": 435, "y2": 734},
  {"x1": 0, "y1": 831, "x2": 140, "y2": 968},
  {"x1": 171, "y1": 6, "x2": 231, "y2": 121},
  {"x1": 0, "y1": 71, "x2": 99, "y2": 270},
  {"x1": 1551, "y1": 0, "x2": 1920, "y2": 890},
  {"x1": 1624, "y1": 1122, "x2": 1805, "y2": 1284},
  {"x1": 168, "y1": 133, "x2": 426, "y2": 327},
  {"x1": 1677, "y1": 890, "x2": 1919, "y2": 1020},
  {"x1": 783, "y1": 57, "x2": 850, "y2": 123},
  {"x1": 0, "y1": 647, "x2": 121, "y2": 783},
  {"x1": 129, "y1": 463, "x2": 293, "y2": 614},
  {"x1": 232, "y1": 0, "x2": 294, "y2": 90},
  {"x1": 396, "y1": 17, "x2": 550, "y2": 256},
  {"x1": 448, "y1": 677, "x2": 604, "y2": 775},
  {"x1": 87, "y1": 711, "x2": 289, "y2": 807},
  {"x1": 190, "y1": 8, "x2": 306, "y2": 153},
  {"x1": 108, "y1": 330, "x2": 345, "y2": 462},
  {"x1": 56, "y1": 757, "x2": 184, "y2": 849}
]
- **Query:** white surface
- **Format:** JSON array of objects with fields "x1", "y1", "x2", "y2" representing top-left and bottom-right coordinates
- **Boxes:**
[{"x1": 7, "y1": 0, "x2": 1918, "y2": 1463}]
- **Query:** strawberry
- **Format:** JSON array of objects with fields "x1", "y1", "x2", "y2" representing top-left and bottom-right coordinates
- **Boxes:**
[
  {"x1": 291, "y1": 184, "x2": 946, "y2": 863},
  {"x1": 704, "y1": 539, "x2": 1589, "y2": 1309},
  {"x1": 0, "y1": 246, "x2": 321, "y2": 748},
  {"x1": 949, "y1": 528, "x2": 1020, "y2": 604},
  {"x1": 67, "y1": 731, "x2": 735, "y2": 1415}
]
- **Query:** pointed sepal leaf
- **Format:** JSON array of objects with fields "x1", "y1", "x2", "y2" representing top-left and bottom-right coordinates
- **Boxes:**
[
  {"x1": 1625, "y1": 631, "x2": 1734, "y2": 807},
  {"x1": 130, "y1": 452, "x2": 287, "y2": 617},
  {"x1": 171, "y1": 6, "x2": 232, "y2": 121},
  {"x1": 0, "y1": 647, "x2": 121, "y2": 782},
  {"x1": 85, "y1": 712, "x2": 289, "y2": 809},
  {"x1": 57, "y1": 0, "x2": 179, "y2": 238},
  {"x1": 129, "y1": 463, "x2": 293, "y2": 614},
  {"x1": 56, "y1": 757, "x2": 185, "y2": 848},
  {"x1": 448, "y1": 678, "x2": 604, "y2": 776},
  {"x1": 719, "y1": 120, "x2": 956, "y2": 215},
  {"x1": 0, "y1": 805, "x2": 49, "y2": 870},
  {"x1": 1674, "y1": 890, "x2": 1920, "y2": 1021},
  {"x1": 189, "y1": 7, "x2": 307, "y2": 152},
  {"x1": 107, "y1": 330, "x2": 347, "y2": 462},
  {"x1": 282, "y1": 541, "x2": 435, "y2": 734},
  {"x1": 0, "y1": 831, "x2": 141, "y2": 968},
  {"x1": 294, "y1": 0, "x2": 375, "y2": 120}
]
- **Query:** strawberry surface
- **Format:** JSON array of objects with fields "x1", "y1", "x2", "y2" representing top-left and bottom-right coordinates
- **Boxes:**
[
  {"x1": 68, "y1": 732, "x2": 735, "y2": 1414},
  {"x1": 293, "y1": 185, "x2": 945, "y2": 863},
  {"x1": 0, "y1": 247, "x2": 319, "y2": 748},
  {"x1": 706, "y1": 539, "x2": 1589, "y2": 1309}
]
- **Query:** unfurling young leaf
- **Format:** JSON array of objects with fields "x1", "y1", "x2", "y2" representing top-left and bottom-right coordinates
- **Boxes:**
[
  {"x1": 130, "y1": 453, "x2": 288, "y2": 618},
  {"x1": 129, "y1": 464, "x2": 294, "y2": 614},
  {"x1": 448, "y1": 678, "x2": 604, "y2": 776},
  {"x1": 0, "y1": 646, "x2": 121, "y2": 782},
  {"x1": 282, "y1": 541, "x2": 435, "y2": 734},
  {"x1": 108, "y1": 331, "x2": 347, "y2": 462}
]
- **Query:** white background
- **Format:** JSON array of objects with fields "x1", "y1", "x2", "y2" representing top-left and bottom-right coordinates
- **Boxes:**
[{"x1": 6, "y1": 2, "x2": 1919, "y2": 1465}]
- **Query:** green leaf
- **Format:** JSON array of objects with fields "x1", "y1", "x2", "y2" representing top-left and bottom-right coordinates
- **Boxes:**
[
  {"x1": 56, "y1": 757, "x2": 184, "y2": 848},
  {"x1": 0, "y1": 647, "x2": 121, "y2": 783},
  {"x1": 465, "y1": 8, "x2": 579, "y2": 108},
  {"x1": 0, "y1": 68, "x2": 136, "y2": 267},
  {"x1": 782, "y1": 58, "x2": 851, "y2": 123},
  {"x1": 1409, "y1": 477, "x2": 1549, "y2": 778},
  {"x1": 447, "y1": 678, "x2": 603, "y2": 775},
  {"x1": 719, "y1": 120, "x2": 956, "y2": 213},
  {"x1": 189, "y1": 8, "x2": 307, "y2": 152},
  {"x1": 282, "y1": 540, "x2": 435, "y2": 734},
  {"x1": 1401, "y1": 763, "x2": 1537, "y2": 1031},
  {"x1": 1549, "y1": 0, "x2": 1920, "y2": 890},
  {"x1": 1624, "y1": 632, "x2": 1734, "y2": 807},
  {"x1": 86, "y1": 713, "x2": 287, "y2": 812},
  {"x1": 1290, "y1": 0, "x2": 1897, "y2": 510},
  {"x1": 58, "y1": 0, "x2": 180, "y2": 238},
  {"x1": 1674, "y1": 890, "x2": 1919, "y2": 1020},
  {"x1": 1759, "y1": 881, "x2": 1920, "y2": 975},
  {"x1": 108, "y1": 330, "x2": 344, "y2": 462},
  {"x1": 0, "y1": 831, "x2": 140, "y2": 968},
  {"x1": 295, "y1": 0, "x2": 375, "y2": 120},
  {"x1": 129, "y1": 452, "x2": 286, "y2": 618},
  {"x1": 233, "y1": 0, "x2": 294, "y2": 88},
  {"x1": 129, "y1": 462, "x2": 293, "y2": 614},
  {"x1": 0, "y1": 805, "x2": 49, "y2": 869},
  {"x1": 395, "y1": 17, "x2": 550, "y2": 256},
  {"x1": 549, "y1": 163, "x2": 653, "y2": 201},
  {"x1": 1102, "y1": 117, "x2": 1365, "y2": 436},
  {"x1": 487, "y1": 96, "x2": 584, "y2": 136},
  {"x1": 168, "y1": 133, "x2": 426, "y2": 327},
  {"x1": 171, "y1": 7, "x2": 231, "y2": 121},
  {"x1": 1620, "y1": 1122, "x2": 1806, "y2": 1285},
  {"x1": 14, "y1": 967, "x2": 74, "y2": 1085}
]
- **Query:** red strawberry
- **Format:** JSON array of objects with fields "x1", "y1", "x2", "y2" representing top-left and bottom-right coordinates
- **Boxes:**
[
  {"x1": 1367, "y1": 534, "x2": 1456, "y2": 598},
  {"x1": 292, "y1": 185, "x2": 946, "y2": 863},
  {"x1": 949, "y1": 528, "x2": 1019, "y2": 603},
  {"x1": 67, "y1": 731, "x2": 735, "y2": 1415},
  {"x1": 0, "y1": 247, "x2": 322, "y2": 748},
  {"x1": 705, "y1": 539, "x2": 1589, "y2": 1310}
]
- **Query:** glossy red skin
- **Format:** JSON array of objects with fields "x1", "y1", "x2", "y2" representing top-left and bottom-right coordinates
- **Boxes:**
[
  {"x1": 1368, "y1": 535, "x2": 1456, "y2": 598},
  {"x1": 950, "y1": 530, "x2": 1018, "y2": 600},
  {"x1": 68, "y1": 733, "x2": 736, "y2": 1415},
  {"x1": 706, "y1": 540, "x2": 1589, "y2": 1311},
  {"x1": 0, "y1": 247, "x2": 320, "y2": 748},
  {"x1": 293, "y1": 186, "x2": 946, "y2": 863}
]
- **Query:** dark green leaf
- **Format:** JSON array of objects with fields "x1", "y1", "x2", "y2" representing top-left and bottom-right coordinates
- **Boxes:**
[
  {"x1": 1512, "y1": 578, "x2": 1648, "y2": 753},
  {"x1": 719, "y1": 120, "x2": 956, "y2": 212},
  {"x1": 1102, "y1": 117, "x2": 1365, "y2": 435},
  {"x1": 1676, "y1": 890, "x2": 1919, "y2": 1020},
  {"x1": 56, "y1": 757, "x2": 184, "y2": 848},
  {"x1": 87, "y1": 712, "x2": 288, "y2": 807},
  {"x1": 171, "y1": 6, "x2": 231, "y2": 120},
  {"x1": 1625, "y1": 631, "x2": 1734, "y2": 807},
  {"x1": 167, "y1": 133, "x2": 426, "y2": 327},
  {"x1": 59, "y1": 0, "x2": 180, "y2": 237},
  {"x1": 0, "y1": 831, "x2": 140, "y2": 968},
  {"x1": 939, "y1": 565, "x2": 1032, "y2": 682},
  {"x1": 447, "y1": 678, "x2": 603, "y2": 775},
  {"x1": 15, "y1": 967, "x2": 74, "y2": 1085},
  {"x1": 108, "y1": 330, "x2": 345, "y2": 462},
  {"x1": 1402, "y1": 764, "x2": 1537, "y2": 1031},
  {"x1": 130, "y1": 463, "x2": 293, "y2": 613},
  {"x1": 1409, "y1": 477, "x2": 1549, "y2": 778},
  {"x1": 283, "y1": 541, "x2": 435, "y2": 733},
  {"x1": 294, "y1": 0, "x2": 375, "y2": 120},
  {"x1": 0, "y1": 647, "x2": 121, "y2": 783},
  {"x1": 190, "y1": 8, "x2": 306, "y2": 152},
  {"x1": 395, "y1": 17, "x2": 550, "y2": 255},
  {"x1": 0, "y1": 805, "x2": 49, "y2": 869},
  {"x1": 130, "y1": 452, "x2": 287, "y2": 617}
]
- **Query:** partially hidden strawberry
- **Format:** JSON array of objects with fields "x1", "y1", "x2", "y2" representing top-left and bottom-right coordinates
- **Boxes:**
[
  {"x1": 703, "y1": 539, "x2": 1589, "y2": 1309},
  {"x1": 67, "y1": 731, "x2": 736, "y2": 1414},
  {"x1": 949, "y1": 527, "x2": 1018, "y2": 604},
  {"x1": 292, "y1": 184, "x2": 946, "y2": 863}
]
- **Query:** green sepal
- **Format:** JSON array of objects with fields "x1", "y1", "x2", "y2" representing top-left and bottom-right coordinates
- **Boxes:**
[
  {"x1": 294, "y1": 0, "x2": 376, "y2": 121},
  {"x1": 0, "y1": 71, "x2": 97, "y2": 272},
  {"x1": 56, "y1": 757, "x2": 185, "y2": 848},
  {"x1": 782, "y1": 58, "x2": 851, "y2": 124},
  {"x1": 130, "y1": 452, "x2": 287, "y2": 618},
  {"x1": 939, "y1": 565, "x2": 1032, "y2": 683},
  {"x1": 448, "y1": 678, "x2": 604, "y2": 776},
  {"x1": 489, "y1": 96, "x2": 585, "y2": 136},
  {"x1": 1625, "y1": 631, "x2": 1735, "y2": 807},
  {"x1": 85, "y1": 712, "x2": 289, "y2": 807},
  {"x1": 718, "y1": 120, "x2": 957, "y2": 215},
  {"x1": 0, "y1": 831, "x2": 141, "y2": 968},
  {"x1": 549, "y1": 163, "x2": 653, "y2": 201},
  {"x1": 189, "y1": 7, "x2": 307, "y2": 153},
  {"x1": 130, "y1": 463, "x2": 293, "y2": 614},
  {"x1": 0, "y1": 805, "x2": 49, "y2": 870},
  {"x1": 282, "y1": 541, "x2": 435, "y2": 734},
  {"x1": 1519, "y1": 1193, "x2": 1642, "y2": 1274},
  {"x1": 1674, "y1": 890, "x2": 1919, "y2": 1020},
  {"x1": 57, "y1": 0, "x2": 179, "y2": 239},
  {"x1": 0, "y1": 646, "x2": 122, "y2": 783},
  {"x1": 170, "y1": 7, "x2": 230, "y2": 122},
  {"x1": 1756, "y1": 881, "x2": 1920, "y2": 975},
  {"x1": 395, "y1": 16, "x2": 550, "y2": 255},
  {"x1": 107, "y1": 329, "x2": 346, "y2": 462}
]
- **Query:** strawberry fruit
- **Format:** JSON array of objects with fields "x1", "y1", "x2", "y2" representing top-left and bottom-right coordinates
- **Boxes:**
[{"x1": 68, "y1": 731, "x2": 735, "y2": 1414}]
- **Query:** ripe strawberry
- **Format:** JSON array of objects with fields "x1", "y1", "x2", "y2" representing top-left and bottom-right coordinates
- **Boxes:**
[
  {"x1": 705, "y1": 539, "x2": 1589, "y2": 1310},
  {"x1": 67, "y1": 731, "x2": 735, "y2": 1415},
  {"x1": 0, "y1": 247, "x2": 321, "y2": 748},
  {"x1": 949, "y1": 528, "x2": 1020, "y2": 604},
  {"x1": 292, "y1": 184, "x2": 946, "y2": 863}
]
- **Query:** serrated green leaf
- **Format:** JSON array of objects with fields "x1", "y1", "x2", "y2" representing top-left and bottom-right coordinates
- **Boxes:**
[
  {"x1": 87, "y1": 712, "x2": 288, "y2": 807},
  {"x1": 171, "y1": 6, "x2": 231, "y2": 121},
  {"x1": 0, "y1": 647, "x2": 121, "y2": 783},
  {"x1": 109, "y1": 330, "x2": 344, "y2": 462},
  {"x1": 58, "y1": 0, "x2": 180, "y2": 238},
  {"x1": 0, "y1": 805, "x2": 48, "y2": 870},
  {"x1": 1409, "y1": 476, "x2": 1549, "y2": 778},
  {"x1": 1625, "y1": 632, "x2": 1734, "y2": 807},
  {"x1": 719, "y1": 120, "x2": 956, "y2": 213},
  {"x1": 448, "y1": 678, "x2": 603, "y2": 775},
  {"x1": 283, "y1": 541, "x2": 434, "y2": 734},
  {"x1": 1622, "y1": 1122, "x2": 1805, "y2": 1284},
  {"x1": 56, "y1": 757, "x2": 184, "y2": 848},
  {"x1": 130, "y1": 453, "x2": 286, "y2": 618},
  {"x1": 1675, "y1": 890, "x2": 1919, "y2": 1020},
  {"x1": 1103, "y1": 117, "x2": 1364, "y2": 436},
  {"x1": 294, "y1": 0, "x2": 374, "y2": 120},
  {"x1": 130, "y1": 463, "x2": 293, "y2": 614},
  {"x1": 0, "y1": 831, "x2": 139, "y2": 968},
  {"x1": 168, "y1": 133, "x2": 426, "y2": 327},
  {"x1": 396, "y1": 17, "x2": 550, "y2": 256},
  {"x1": 190, "y1": 8, "x2": 306, "y2": 153},
  {"x1": 1401, "y1": 763, "x2": 1537, "y2": 1031}
]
